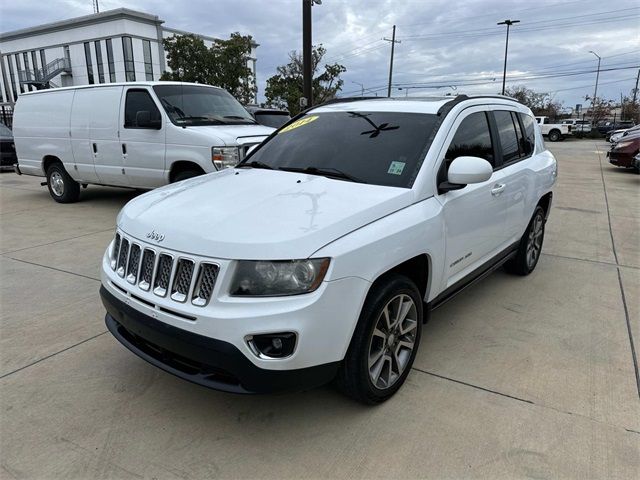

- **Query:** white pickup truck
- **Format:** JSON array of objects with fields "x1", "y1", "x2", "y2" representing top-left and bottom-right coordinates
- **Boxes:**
[{"x1": 535, "y1": 116, "x2": 572, "y2": 142}]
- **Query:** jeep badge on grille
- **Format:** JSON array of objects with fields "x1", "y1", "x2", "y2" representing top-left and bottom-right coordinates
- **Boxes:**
[{"x1": 146, "y1": 230, "x2": 165, "y2": 242}]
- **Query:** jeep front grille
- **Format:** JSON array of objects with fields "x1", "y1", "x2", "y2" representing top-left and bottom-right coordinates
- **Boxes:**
[
  {"x1": 110, "y1": 233, "x2": 219, "y2": 306},
  {"x1": 139, "y1": 249, "x2": 156, "y2": 291}
]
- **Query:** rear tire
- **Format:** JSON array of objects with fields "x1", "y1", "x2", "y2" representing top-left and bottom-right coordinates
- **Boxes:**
[
  {"x1": 173, "y1": 170, "x2": 202, "y2": 182},
  {"x1": 505, "y1": 206, "x2": 546, "y2": 276},
  {"x1": 46, "y1": 163, "x2": 80, "y2": 203},
  {"x1": 335, "y1": 274, "x2": 423, "y2": 404},
  {"x1": 547, "y1": 130, "x2": 561, "y2": 142}
]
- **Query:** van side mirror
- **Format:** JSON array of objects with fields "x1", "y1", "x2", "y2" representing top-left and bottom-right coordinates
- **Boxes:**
[
  {"x1": 136, "y1": 111, "x2": 161, "y2": 129},
  {"x1": 439, "y1": 156, "x2": 493, "y2": 193}
]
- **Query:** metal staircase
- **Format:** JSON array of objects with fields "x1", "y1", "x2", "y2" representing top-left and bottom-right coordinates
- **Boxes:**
[{"x1": 18, "y1": 57, "x2": 71, "y2": 90}]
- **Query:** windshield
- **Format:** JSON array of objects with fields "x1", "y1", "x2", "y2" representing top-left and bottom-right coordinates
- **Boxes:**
[
  {"x1": 242, "y1": 111, "x2": 438, "y2": 188},
  {"x1": 153, "y1": 84, "x2": 256, "y2": 126},
  {"x1": 254, "y1": 112, "x2": 291, "y2": 128}
]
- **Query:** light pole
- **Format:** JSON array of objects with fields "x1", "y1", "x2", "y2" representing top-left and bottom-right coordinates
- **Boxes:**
[
  {"x1": 497, "y1": 19, "x2": 519, "y2": 95},
  {"x1": 351, "y1": 81, "x2": 364, "y2": 97},
  {"x1": 589, "y1": 50, "x2": 601, "y2": 112},
  {"x1": 302, "y1": 0, "x2": 321, "y2": 109}
]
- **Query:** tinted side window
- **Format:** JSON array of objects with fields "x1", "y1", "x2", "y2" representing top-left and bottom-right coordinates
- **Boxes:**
[
  {"x1": 445, "y1": 112, "x2": 494, "y2": 168},
  {"x1": 519, "y1": 113, "x2": 535, "y2": 156},
  {"x1": 124, "y1": 90, "x2": 161, "y2": 128},
  {"x1": 494, "y1": 111, "x2": 520, "y2": 163}
]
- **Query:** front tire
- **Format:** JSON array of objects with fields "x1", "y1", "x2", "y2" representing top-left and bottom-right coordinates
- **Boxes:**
[
  {"x1": 505, "y1": 206, "x2": 546, "y2": 275},
  {"x1": 335, "y1": 274, "x2": 423, "y2": 404},
  {"x1": 547, "y1": 130, "x2": 561, "y2": 142},
  {"x1": 173, "y1": 170, "x2": 202, "y2": 182},
  {"x1": 46, "y1": 163, "x2": 80, "y2": 203}
]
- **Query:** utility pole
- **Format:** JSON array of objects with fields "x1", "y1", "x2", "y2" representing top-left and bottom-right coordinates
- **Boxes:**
[
  {"x1": 632, "y1": 68, "x2": 639, "y2": 106},
  {"x1": 302, "y1": 0, "x2": 313, "y2": 109},
  {"x1": 497, "y1": 19, "x2": 519, "y2": 95},
  {"x1": 383, "y1": 25, "x2": 401, "y2": 97},
  {"x1": 589, "y1": 50, "x2": 601, "y2": 118}
]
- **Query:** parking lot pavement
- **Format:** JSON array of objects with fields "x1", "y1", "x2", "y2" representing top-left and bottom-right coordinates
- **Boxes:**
[{"x1": 1, "y1": 140, "x2": 638, "y2": 479}]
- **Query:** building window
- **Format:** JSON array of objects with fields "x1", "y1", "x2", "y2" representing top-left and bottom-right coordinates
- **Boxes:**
[
  {"x1": 84, "y1": 42, "x2": 94, "y2": 84},
  {"x1": 7, "y1": 56, "x2": 17, "y2": 100},
  {"x1": 22, "y1": 52, "x2": 31, "y2": 91},
  {"x1": 94, "y1": 41, "x2": 105, "y2": 83},
  {"x1": 105, "y1": 39, "x2": 116, "y2": 82},
  {"x1": 142, "y1": 40, "x2": 154, "y2": 81},
  {"x1": 122, "y1": 36, "x2": 135, "y2": 82},
  {"x1": 31, "y1": 51, "x2": 38, "y2": 71},
  {"x1": 14, "y1": 54, "x2": 24, "y2": 93},
  {"x1": 40, "y1": 49, "x2": 47, "y2": 70}
]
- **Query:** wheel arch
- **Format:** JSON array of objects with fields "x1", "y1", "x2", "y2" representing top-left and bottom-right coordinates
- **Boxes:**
[
  {"x1": 537, "y1": 191, "x2": 553, "y2": 220},
  {"x1": 42, "y1": 155, "x2": 63, "y2": 174},
  {"x1": 369, "y1": 254, "x2": 432, "y2": 309},
  {"x1": 169, "y1": 161, "x2": 206, "y2": 183}
]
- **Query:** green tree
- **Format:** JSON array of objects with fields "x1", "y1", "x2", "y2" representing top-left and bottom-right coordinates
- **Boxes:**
[
  {"x1": 161, "y1": 33, "x2": 257, "y2": 104},
  {"x1": 505, "y1": 85, "x2": 563, "y2": 118},
  {"x1": 265, "y1": 45, "x2": 346, "y2": 115}
]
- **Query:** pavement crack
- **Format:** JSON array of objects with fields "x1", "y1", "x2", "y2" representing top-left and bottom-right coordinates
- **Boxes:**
[
  {"x1": 0, "y1": 332, "x2": 108, "y2": 380},
  {"x1": 411, "y1": 367, "x2": 535, "y2": 405},
  {"x1": 541, "y1": 252, "x2": 639, "y2": 271},
  {"x1": 2, "y1": 227, "x2": 114, "y2": 255},
  {"x1": 6, "y1": 257, "x2": 101, "y2": 282}
]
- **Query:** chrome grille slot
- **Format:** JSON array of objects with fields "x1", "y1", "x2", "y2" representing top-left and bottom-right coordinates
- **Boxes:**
[
  {"x1": 116, "y1": 238, "x2": 129, "y2": 277},
  {"x1": 153, "y1": 254, "x2": 173, "y2": 297},
  {"x1": 126, "y1": 244, "x2": 141, "y2": 284},
  {"x1": 192, "y1": 263, "x2": 219, "y2": 306},
  {"x1": 139, "y1": 249, "x2": 156, "y2": 291},
  {"x1": 111, "y1": 233, "x2": 121, "y2": 270},
  {"x1": 171, "y1": 259, "x2": 195, "y2": 303}
]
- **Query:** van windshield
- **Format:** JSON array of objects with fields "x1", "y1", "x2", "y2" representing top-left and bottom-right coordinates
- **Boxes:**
[
  {"x1": 239, "y1": 111, "x2": 438, "y2": 188},
  {"x1": 153, "y1": 85, "x2": 256, "y2": 126}
]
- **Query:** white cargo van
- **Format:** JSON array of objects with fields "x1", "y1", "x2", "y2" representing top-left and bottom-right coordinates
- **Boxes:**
[{"x1": 12, "y1": 82, "x2": 274, "y2": 202}]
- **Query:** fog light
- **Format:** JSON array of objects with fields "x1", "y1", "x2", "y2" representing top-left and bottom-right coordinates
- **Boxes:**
[{"x1": 246, "y1": 332, "x2": 296, "y2": 359}]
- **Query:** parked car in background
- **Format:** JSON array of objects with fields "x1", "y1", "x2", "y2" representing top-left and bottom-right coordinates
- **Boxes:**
[
  {"x1": 12, "y1": 82, "x2": 275, "y2": 203},
  {"x1": 0, "y1": 123, "x2": 17, "y2": 172},
  {"x1": 607, "y1": 131, "x2": 640, "y2": 172},
  {"x1": 101, "y1": 95, "x2": 556, "y2": 404},
  {"x1": 534, "y1": 116, "x2": 572, "y2": 141},
  {"x1": 245, "y1": 106, "x2": 291, "y2": 128},
  {"x1": 598, "y1": 120, "x2": 635, "y2": 136},
  {"x1": 609, "y1": 124, "x2": 640, "y2": 144},
  {"x1": 562, "y1": 119, "x2": 591, "y2": 133}
]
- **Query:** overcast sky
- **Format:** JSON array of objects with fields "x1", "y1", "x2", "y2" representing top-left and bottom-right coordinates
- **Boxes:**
[{"x1": 1, "y1": 0, "x2": 639, "y2": 111}]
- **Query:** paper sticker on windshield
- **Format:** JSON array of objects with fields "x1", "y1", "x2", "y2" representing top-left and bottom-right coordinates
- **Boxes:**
[
  {"x1": 388, "y1": 161, "x2": 405, "y2": 175},
  {"x1": 279, "y1": 115, "x2": 319, "y2": 133}
]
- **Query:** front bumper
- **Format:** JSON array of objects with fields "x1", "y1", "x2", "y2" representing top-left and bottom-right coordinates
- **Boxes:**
[
  {"x1": 101, "y1": 286, "x2": 339, "y2": 393},
  {"x1": 608, "y1": 150, "x2": 634, "y2": 167}
]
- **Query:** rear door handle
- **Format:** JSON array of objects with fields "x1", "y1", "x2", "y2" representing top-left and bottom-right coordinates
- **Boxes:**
[
  {"x1": 122, "y1": 143, "x2": 127, "y2": 155},
  {"x1": 92, "y1": 143, "x2": 97, "y2": 154},
  {"x1": 491, "y1": 183, "x2": 506, "y2": 196}
]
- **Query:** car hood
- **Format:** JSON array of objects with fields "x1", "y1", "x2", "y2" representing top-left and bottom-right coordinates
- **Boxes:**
[
  {"x1": 118, "y1": 168, "x2": 414, "y2": 259},
  {"x1": 178, "y1": 124, "x2": 275, "y2": 147}
]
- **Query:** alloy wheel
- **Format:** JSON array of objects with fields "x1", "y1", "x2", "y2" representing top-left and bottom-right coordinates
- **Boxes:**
[
  {"x1": 367, "y1": 294, "x2": 418, "y2": 390},
  {"x1": 50, "y1": 171, "x2": 65, "y2": 197},
  {"x1": 526, "y1": 212, "x2": 544, "y2": 269}
]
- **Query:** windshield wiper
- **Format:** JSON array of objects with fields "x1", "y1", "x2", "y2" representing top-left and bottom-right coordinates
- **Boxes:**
[
  {"x1": 278, "y1": 166, "x2": 367, "y2": 184},
  {"x1": 176, "y1": 116, "x2": 225, "y2": 125},
  {"x1": 237, "y1": 160, "x2": 274, "y2": 170}
]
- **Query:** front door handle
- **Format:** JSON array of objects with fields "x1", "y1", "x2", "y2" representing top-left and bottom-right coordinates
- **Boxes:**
[
  {"x1": 491, "y1": 183, "x2": 506, "y2": 196},
  {"x1": 92, "y1": 143, "x2": 97, "y2": 154},
  {"x1": 122, "y1": 143, "x2": 127, "y2": 155}
]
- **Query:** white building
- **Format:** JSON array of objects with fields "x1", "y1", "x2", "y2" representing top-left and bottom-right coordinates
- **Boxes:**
[{"x1": 0, "y1": 8, "x2": 258, "y2": 105}]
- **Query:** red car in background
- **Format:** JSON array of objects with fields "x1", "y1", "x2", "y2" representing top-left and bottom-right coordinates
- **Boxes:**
[{"x1": 608, "y1": 132, "x2": 640, "y2": 173}]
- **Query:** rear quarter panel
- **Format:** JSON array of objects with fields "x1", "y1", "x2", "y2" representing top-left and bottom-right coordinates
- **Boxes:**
[{"x1": 12, "y1": 90, "x2": 75, "y2": 176}]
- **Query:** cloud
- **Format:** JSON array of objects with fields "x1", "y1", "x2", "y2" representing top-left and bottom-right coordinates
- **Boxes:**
[{"x1": 1, "y1": 0, "x2": 638, "y2": 108}]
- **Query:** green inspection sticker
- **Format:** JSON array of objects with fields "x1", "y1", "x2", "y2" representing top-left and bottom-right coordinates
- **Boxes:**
[{"x1": 388, "y1": 161, "x2": 406, "y2": 175}]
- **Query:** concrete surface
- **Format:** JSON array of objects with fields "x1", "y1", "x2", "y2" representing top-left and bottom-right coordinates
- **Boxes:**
[{"x1": 1, "y1": 140, "x2": 638, "y2": 479}]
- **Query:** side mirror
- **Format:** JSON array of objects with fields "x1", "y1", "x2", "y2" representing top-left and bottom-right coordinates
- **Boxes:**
[
  {"x1": 440, "y1": 156, "x2": 493, "y2": 193},
  {"x1": 136, "y1": 111, "x2": 161, "y2": 129}
]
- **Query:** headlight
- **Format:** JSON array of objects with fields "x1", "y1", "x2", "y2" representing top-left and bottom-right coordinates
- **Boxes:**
[
  {"x1": 614, "y1": 140, "x2": 633, "y2": 150},
  {"x1": 212, "y1": 147, "x2": 239, "y2": 170},
  {"x1": 231, "y1": 259, "x2": 330, "y2": 296}
]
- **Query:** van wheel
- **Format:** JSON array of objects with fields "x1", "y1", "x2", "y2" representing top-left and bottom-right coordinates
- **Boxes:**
[
  {"x1": 335, "y1": 274, "x2": 423, "y2": 404},
  {"x1": 505, "y1": 206, "x2": 545, "y2": 276},
  {"x1": 173, "y1": 170, "x2": 202, "y2": 182},
  {"x1": 547, "y1": 130, "x2": 561, "y2": 142},
  {"x1": 46, "y1": 163, "x2": 80, "y2": 203}
]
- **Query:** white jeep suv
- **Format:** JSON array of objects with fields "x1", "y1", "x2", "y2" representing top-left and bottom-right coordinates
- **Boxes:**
[{"x1": 101, "y1": 95, "x2": 557, "y2": 404}]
